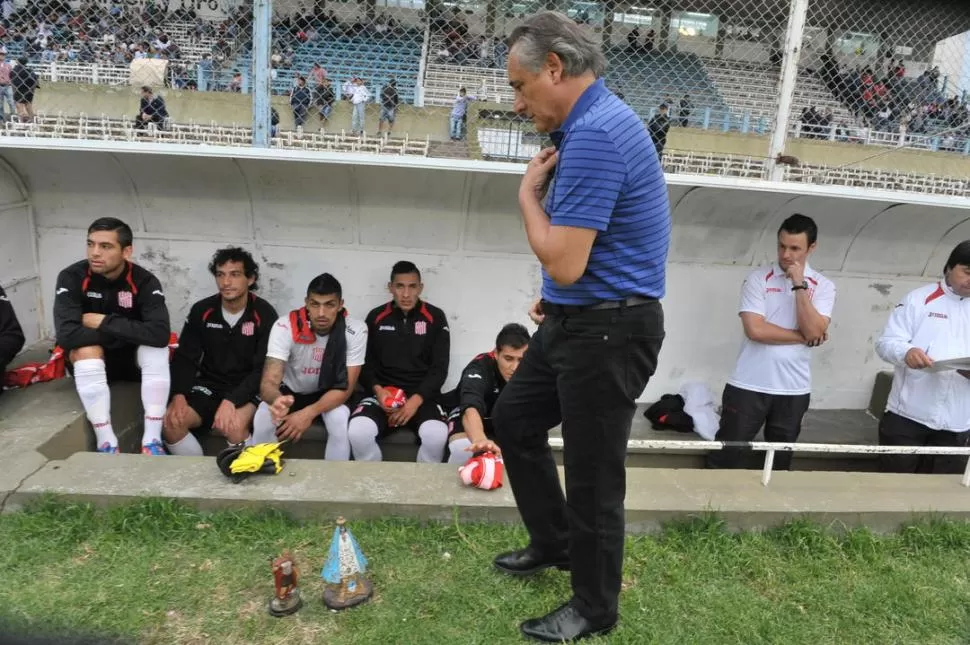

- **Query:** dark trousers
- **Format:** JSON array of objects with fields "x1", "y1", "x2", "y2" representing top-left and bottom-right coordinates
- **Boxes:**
[
  {"x1": 705, "y1": 383, "x2": 810, "y2": 471},
  {"x1": 878, "y1": 411, "x2": 970, "y2": 474},
  {"x1": 493, "y1": 302, "x2": 664, "y2": 623}
]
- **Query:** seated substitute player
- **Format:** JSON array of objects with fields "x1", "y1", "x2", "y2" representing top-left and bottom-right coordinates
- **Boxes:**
[
  {"x1": 53, "y1": 217, "x2": 171, "y2": 455},
  {"x1": 348, "y1": 261, "x2": 451, "y2": 463},
  {"x1": 0, "y1": 284, "x2": 26, "y2": 383},
  {"x1": 444, "y1": 323, "x2": 530, "y2": 465},
  {"x1": 163, "y1": 247, "x2": 279, "y2": 455},
  {"x1": 252, "y1": 273, "x2": 367, "y2": 460}
]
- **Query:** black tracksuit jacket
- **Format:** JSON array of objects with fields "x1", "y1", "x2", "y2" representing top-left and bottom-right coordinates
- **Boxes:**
[
  {"x1": 359, "y1": 300, "x2": 450, "y2": 401},
  {"x1": 53, "y1": 260, "x2": 170, "y2": 351},
  {"x1": 169, "y1": 293, "x2": 279, "y2": 406}
]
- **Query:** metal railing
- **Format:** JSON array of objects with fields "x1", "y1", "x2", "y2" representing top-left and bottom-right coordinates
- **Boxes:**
[{"x1": 546, "y1": 438, "x2": 970, "y2": 487}]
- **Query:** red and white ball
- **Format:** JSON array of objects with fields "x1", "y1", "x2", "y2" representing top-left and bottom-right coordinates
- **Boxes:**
[{"x1": 458, "y1": 452, "x2": 504, "y2": 490}]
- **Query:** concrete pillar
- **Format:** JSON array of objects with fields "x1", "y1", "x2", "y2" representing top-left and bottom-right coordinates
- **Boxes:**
[
  {"x1": 657, "y1": 9, "x2": 671, "y2": 52},
  {"x1": 602, "y1": 0, "x2": 617, "y2": 46},
  {"x1": 251, "y1": 0, "x2": 271, "y2": 146},
  {"x1": 485, "y1": 0, "x2": 497, "y2": 39}
]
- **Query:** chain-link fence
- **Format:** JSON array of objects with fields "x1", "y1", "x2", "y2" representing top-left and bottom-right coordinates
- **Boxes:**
[
  {"x1": 0, "y1": 0, "x2": 968, "y2": 195},
  {"x1": 432, "y1": 0, "x2": 794, "y2": 162},
  {"x1": 787, "y1": 0, "x2": 970, "y2": 189},
  {"x1": 0, "y1": 0, "x2": 256, "y2": 138}
]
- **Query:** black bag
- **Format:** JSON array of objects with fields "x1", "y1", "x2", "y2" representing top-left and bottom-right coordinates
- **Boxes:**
[{"x1": 643, "y1": 394, "x2": 694, "y2": 433}]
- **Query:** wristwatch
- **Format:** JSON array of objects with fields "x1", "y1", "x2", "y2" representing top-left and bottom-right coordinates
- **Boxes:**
[{"x1": 792, "y1": 281, "x2": 809, "y2": 291}]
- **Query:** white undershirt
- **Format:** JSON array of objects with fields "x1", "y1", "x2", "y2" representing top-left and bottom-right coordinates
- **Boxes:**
[{"x1": 222, "y1": 307, "x2": 244, "y2": 328}]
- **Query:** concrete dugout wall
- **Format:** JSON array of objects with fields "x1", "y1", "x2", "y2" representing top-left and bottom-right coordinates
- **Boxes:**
[{"x1": 0, "y1": 142, "x2": 968, "y2": 409}]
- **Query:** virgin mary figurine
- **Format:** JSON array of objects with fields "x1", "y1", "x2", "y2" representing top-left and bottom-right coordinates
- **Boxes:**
[{"x1": 321, "y1": 516, "x2": 373, "y2": 610}]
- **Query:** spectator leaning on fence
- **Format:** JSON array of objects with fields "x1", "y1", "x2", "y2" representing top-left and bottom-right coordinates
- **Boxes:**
[
  {"x1": 648, "y1": 104, "x2": 670, "y2": 159},
  {"x1": 379, "y1": 78, "x2": 399, "y2": 136},
  {"x1": 133, "y1": 86, "x2": 168, "y2": 130},
  {"x1": 0, "y1": 51, "x2": 14, "y2": 121},
  {"x1": 315, "y1": 78, "x2": 335, "y2": 123},
  {"x1": 874, "y1": 240, "x2": 970, "y2": 475},
  {"x1": 349, "y1": 77, "x2": 370, "y2": 135},
  {"x1": 11, "y1": 56, "x2": 38, "y2": 120},
  {"x1": 290, "y1": 76, "x2": 311, "y2": 128},
  {"x1": 449, "y1": 87, "x2": 476, "y2": 141}
]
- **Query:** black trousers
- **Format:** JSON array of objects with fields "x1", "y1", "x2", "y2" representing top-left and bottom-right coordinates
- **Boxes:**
[
  {"x1": 878, "y1": 411, "x2": 970, "y2": 474},
  {"x1": 705, "y1": 383, "x2": 810, "y2": 471},
  {"x1": 493, "y1": 301, "x2": 664, "y2": 623}
]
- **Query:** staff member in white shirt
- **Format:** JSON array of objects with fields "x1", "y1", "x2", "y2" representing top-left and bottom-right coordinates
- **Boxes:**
[
  {"x1": 875, "y1": 240, "x2": 970, "y2": 474},
  {"x1": 706, "y1": 214, "x2": 836, "y2": 470}
]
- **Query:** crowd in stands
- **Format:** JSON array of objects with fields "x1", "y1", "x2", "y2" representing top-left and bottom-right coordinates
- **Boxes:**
[
  {"x1": 0, "y1": 0, "x2": 247, "y2": 70},
  {"x1": 430, "y1": 7, "x2": 508, "y2": 69},
  {"x1": 817, "y1": 52, "x2": 970, "y2": 145},
  {"x1": 0, "y1": 0, "x2": 967, "y2": 162}
]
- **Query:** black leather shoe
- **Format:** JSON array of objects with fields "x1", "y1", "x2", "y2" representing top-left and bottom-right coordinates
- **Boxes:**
[
  {"x1": 520, "y1": 603, "x2": 617, "y2": 642},
  {"x1": 493, "y1": 546, "x2": 570, "y2": 577}
]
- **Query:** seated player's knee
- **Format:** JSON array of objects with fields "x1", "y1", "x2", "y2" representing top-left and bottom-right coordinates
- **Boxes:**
[
  {"x1": 162, "y1": 419, "x2": 188, "y2": 443},
  {"x1": 347, "y1": 415, "x2": 377, "y2": 442},
  {"x1": 236, "y1": 402, "x2": 258, "y2": 430},
  {"x1": 136, "y1": 345, "x2": 170, "y2": 378},
  {"x1": 69, "y1": 345, "x2": 104, "y2": 363},
  {"x1": 448, "y1": 431, "x2": 468, "y2": 444},
  {"x1": 324, "y1": 405, "x2": 350, "y2": 432},
  {"x1": 418, "y1": 420, "x2": 448, "y2": 440}
]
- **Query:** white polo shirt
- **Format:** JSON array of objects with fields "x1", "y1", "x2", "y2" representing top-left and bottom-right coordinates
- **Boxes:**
[
  {"x1": 728, "y1": 263, "x2": 836, "y2": 396},
  {"x1": 266, "y1": 315, "x2": 368, "y2": 394}
]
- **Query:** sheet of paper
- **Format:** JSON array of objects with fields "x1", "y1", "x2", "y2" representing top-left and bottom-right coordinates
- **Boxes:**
[{"x1": 926, "y1": 357, "x2": 970, "y2": 373}]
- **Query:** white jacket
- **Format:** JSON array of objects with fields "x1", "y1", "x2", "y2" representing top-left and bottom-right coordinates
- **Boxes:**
[{"x1": 875, "y1": 280, "x2": 970, "y2": 431}]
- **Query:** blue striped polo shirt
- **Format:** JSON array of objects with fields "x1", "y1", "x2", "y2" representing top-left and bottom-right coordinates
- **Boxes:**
[{"x1": 541, "y1": 78, "x2": 671, "y2": 305}]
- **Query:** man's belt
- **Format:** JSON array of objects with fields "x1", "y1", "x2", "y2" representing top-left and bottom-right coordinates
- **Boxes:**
[{"x1": 541, "y1": 295, "x2": 655, "y2": 316}]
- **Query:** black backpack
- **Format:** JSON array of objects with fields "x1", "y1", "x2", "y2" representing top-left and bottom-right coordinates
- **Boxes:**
[{"x1": 643, "y1": 394, "x2": 694, "y2": 433}]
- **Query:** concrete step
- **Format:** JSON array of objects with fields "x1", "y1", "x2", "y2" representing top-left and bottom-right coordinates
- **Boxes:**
[
  {"x1": 8, "y1": 453, "x2": 970, "y2": 532},
  {"x1": 428, "y1": 139, "x2": 471, "y2": 159}
]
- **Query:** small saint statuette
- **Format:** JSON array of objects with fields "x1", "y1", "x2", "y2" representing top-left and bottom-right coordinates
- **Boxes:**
[{"x1": 269, "y1": 551, "x2": 303, "y2": 617}]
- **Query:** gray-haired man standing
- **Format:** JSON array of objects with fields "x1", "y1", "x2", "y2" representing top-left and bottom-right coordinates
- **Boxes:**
[{"x1": 492, "y1": 11, "x2": 670, "y2": 643}]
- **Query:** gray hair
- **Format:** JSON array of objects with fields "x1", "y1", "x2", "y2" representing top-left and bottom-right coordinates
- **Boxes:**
[{"x1": 507, "y1": 11, "x2": 606, "y2": 78}]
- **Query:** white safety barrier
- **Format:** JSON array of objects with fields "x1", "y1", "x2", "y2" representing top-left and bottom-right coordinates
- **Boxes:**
[{"x1": 545, "y1": 438, "x2": 970, "y2": 488}]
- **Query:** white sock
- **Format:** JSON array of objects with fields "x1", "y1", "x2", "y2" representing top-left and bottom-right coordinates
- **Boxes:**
[
  {"x1": 165, "y1": 433, "x2": 204, "y2": 456},
  {"x1": 137, "y1": 346, "x2": 170, "y2": 446},
  {"x1": 348, "y1": 416, "x2": 382, "y2": 461},
  {"x1": 74, "y1": 358, "x2": 116, "y2": 449},
  {"x1": 447, "y1": 437, "x2": 473, "y2": 465},
  {"x1": 323, "y1": 405, "x2": 351, "y2": 461},
  {"x1": 251, "y1": 402, "x2": 278, "y2": 445},
  {"x1": 417, "y1": 420, "x2": 448, "y2": 463}
]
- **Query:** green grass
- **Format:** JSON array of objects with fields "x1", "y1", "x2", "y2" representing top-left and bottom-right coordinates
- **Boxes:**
[{"x1": 2, "y1": 498, "x2": 970, "y2": 644}]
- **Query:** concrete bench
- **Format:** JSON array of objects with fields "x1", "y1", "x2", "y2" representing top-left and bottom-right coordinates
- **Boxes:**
[{"x1": 1, "y1": 341, "x2": 894, "y2": 471}]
